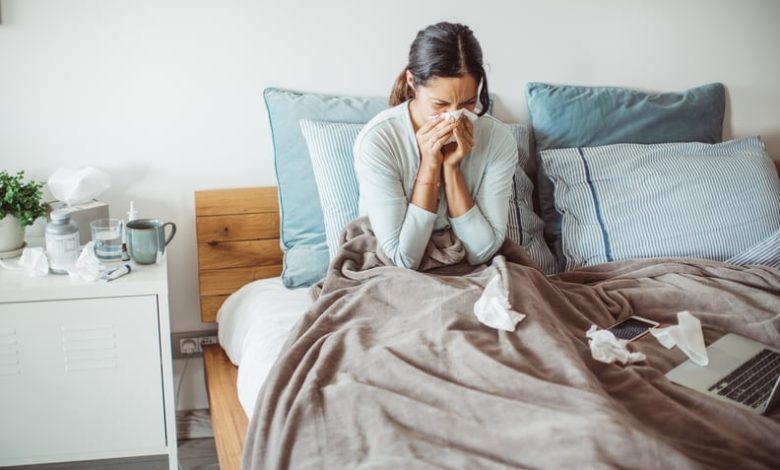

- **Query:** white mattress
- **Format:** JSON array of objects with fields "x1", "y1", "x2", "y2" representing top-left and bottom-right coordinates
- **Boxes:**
[{"x1": 216, "y1": 277, "x2": 312, "y2": 416}]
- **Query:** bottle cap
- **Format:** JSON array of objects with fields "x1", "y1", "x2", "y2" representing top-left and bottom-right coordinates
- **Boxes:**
[
  {"x1": 49, "y1": 210, "x2": 70, "y2": 222},
  {"x1": 127, "y1": 201, "x2": 138, "y2": 221}
]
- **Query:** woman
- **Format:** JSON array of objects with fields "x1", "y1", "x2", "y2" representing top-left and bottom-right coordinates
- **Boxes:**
[{"x1": 354, "y1": 21, "x2": 517, "y2": 270}]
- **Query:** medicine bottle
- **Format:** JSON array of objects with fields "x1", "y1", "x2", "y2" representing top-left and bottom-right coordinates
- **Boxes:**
[{"x1": 46, "y1": 211, "x2": 80, "y2": 274}]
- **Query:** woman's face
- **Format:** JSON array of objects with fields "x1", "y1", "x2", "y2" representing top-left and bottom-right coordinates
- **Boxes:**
[{"x1": 406, "y1": 71, "x2": 478, "y2": 119}]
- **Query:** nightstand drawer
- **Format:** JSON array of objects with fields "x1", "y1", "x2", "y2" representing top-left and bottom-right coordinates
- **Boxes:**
[{"x1": 0, "y1": 295, "x2": 167, "y2": 466}]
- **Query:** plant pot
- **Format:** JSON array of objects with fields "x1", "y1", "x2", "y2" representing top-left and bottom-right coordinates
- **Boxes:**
[{"x1": 0, "y1": 214, "x2": 25, "y2": 253}]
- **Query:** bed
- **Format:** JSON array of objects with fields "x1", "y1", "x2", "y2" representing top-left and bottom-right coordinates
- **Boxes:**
[{"x1": 198, "y1": 84, "x2": 780, "y2": 470}]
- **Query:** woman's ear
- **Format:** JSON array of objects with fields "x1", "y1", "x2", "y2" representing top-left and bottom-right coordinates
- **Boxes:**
[{"x1": 405, "y1": 70, "x2": 415, "y2": 92}]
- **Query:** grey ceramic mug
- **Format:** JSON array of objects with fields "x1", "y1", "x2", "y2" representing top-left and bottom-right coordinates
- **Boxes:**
[{"x1": 126, "y1": 219, "x2": 177, "y2": 265}]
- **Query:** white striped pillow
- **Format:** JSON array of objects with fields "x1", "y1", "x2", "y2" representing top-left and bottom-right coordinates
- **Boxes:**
[
  {"x1": 505, "y1": 124, "x2": 557, "y2": 274},
  {"x1": 726, "y1": 229, "x2": 780, "y2": 269},
  {"x1": 299, "y1": 120, "x2": 363, "y2": 260},
  {"x1": 301, "y1": 119, "x2": 556, "y2": 272},
  {"x1": 541, "y1": 137, "x2": 780, "y2": 270}
]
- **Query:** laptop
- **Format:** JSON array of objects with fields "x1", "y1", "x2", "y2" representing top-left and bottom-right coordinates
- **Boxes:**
[{"x1": 665, "y1": 333, "x2": 780, "y2": 414}]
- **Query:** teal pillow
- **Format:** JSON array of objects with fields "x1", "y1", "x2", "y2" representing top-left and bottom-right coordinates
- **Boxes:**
[
  {"x1": 263, "y1": 88, "x2": 386, "y2": 287},
  {"x1": 525, "y1": 82, "x2": 726, "y2": 270}
]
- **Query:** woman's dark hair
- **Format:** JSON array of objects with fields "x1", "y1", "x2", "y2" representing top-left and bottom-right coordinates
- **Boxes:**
[{"x1": 390, "y1": 22, "x2": 489, "y2": 116}]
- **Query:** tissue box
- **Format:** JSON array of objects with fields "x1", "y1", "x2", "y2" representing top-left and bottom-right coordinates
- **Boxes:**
[{"x1": 47, "y1": 200, "x2": 110, "y2": 245}]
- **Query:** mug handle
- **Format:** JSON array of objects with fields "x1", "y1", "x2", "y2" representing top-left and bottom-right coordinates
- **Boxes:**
[{"x1": 162, "y1": 222, "x2": 177, "y2": 246}]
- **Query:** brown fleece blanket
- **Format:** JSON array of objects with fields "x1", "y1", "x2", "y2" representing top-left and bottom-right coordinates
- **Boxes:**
[{"x1": 243, "y1": 217, "x2": 780, "y2": 469}]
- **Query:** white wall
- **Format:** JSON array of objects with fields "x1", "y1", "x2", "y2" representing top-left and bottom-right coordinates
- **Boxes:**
[{"x1": 2, "y1": 0, "x2": 779, "y2": 408}]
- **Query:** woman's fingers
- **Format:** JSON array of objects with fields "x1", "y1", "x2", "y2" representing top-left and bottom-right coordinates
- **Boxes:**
[
  {"x1": 433, "y1": 120, "x2": 458, "y2": 141},
  {"x1": 422, "y1": 121, "x2": 456, "y2": 149},
  {"x1": 431, "y1": 116, "x2": 459, "y2": 132},
  {"x1": 418, "y1": 114, "x2": 443, "y2": 135},
  {"x1": 432, "y1": 129, "x2": 454, "y2": 151},
  {"x1": 418, "y1": 116, "x2": 454, "y2": 147}
]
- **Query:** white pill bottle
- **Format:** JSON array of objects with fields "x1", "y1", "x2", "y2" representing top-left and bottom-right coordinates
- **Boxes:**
[{"x1": 45, "y1": 211, "x2": 80, "y2": 274}]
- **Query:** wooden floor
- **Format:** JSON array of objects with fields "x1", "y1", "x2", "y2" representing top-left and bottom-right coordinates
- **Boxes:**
[
  {"x1": 5, "y1": 438, "x2": 219, "y2": 470},
  {"x1": 7, "y1": 407, "x2": 220, "y2": 470}
]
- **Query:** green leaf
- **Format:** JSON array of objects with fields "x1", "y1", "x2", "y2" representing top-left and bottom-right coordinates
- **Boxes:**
[{"x1": 0, "y1": 170, "x2": 46, "y2": 227}]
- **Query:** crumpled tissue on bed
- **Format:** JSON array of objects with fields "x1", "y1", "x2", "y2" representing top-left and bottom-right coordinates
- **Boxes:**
[
  {"x1": 0, "y1": 247, "x2": 49, "y2": 276},
  {"x1": 650, "y1": 310, "x2": 709, "y2": 366},
  {"x1": 586, "y1": 325, "x2": 647, "y2": 365},
  {"x1": 429, "y1": 108, "x2": 479, "y2": 144},
  {"x1": 473, "y1": 274, "x2": 526, "y2": 331}
]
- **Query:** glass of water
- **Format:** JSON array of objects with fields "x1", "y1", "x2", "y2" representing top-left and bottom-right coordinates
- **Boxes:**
[{"x1": 90, "y1": 218, "x2": 124, "y2": 262}]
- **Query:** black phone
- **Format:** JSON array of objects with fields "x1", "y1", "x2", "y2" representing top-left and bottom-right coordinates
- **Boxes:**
[{"x1": 607, "y1": 316, "x2": 660, "y2": 342}]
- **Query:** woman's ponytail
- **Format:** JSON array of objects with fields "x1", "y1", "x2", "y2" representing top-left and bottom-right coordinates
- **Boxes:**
[{"x1": 389, "y1": 68, "x2": 414, "y2": 106}]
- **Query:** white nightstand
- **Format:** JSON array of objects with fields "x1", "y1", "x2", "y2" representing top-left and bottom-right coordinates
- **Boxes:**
[{"x1": 0, "y1": 258, "x2": 178, "y2": 468}]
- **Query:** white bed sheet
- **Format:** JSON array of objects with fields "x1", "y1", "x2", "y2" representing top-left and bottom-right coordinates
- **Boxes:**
[{"x1": 216, "y1": 276, "x2": 312, "y2": 416}]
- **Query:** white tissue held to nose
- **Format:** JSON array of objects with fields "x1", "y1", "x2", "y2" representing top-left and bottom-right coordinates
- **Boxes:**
[
  {"x1": 473, "y1": 274, "x2": 526, "y2": 331},
  {"x1": 430, "y1": 108, "x2": 479, "y2": 123},
  {"x1": 427, "y1": 109, "x2": 479, "y2": 144},
  {"x1": 586, "y1": 325, "x2": 647, "y2": 365}
]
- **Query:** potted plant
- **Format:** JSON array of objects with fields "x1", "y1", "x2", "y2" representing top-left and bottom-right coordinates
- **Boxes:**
[{"x1": 0, "y1": 170, "x2": 46, "y2": 254}]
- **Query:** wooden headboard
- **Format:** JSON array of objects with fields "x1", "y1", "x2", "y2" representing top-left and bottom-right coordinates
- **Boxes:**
[{"x1": 195, "y1": 187, "x2": 283, "y2": 322}]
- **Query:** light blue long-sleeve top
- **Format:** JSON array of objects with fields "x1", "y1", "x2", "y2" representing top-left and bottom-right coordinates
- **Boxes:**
[{"x1": 353, "y1": 100, "x2": 517, "y2": 270}]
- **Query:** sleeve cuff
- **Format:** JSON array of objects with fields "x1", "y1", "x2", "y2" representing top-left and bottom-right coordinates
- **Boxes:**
[
  {"x1": 393, "y1": 203, "x2": 438, "y2": 269},
  {"x1": 449, "y1": 204, "x2": 480, "y2": 228},
  {"x1": 408, "y1": 202, "x2": 438, "y2": 221}
]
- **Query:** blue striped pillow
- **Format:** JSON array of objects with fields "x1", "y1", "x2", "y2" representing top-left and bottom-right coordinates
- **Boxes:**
[
  {"x1": 526, "y1": 82, "x2": 726, "y2": 271},
  {"x1": 301, "y1": 119, "x2": 557, "y2": 272},
  {"x1": 541, "y1": 137, "x2": 780, "y2": 270}
]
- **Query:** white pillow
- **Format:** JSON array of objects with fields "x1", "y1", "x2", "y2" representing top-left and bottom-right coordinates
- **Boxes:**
[{"x1": 216, "y1": 277, "x2": 311, "y2": 365}]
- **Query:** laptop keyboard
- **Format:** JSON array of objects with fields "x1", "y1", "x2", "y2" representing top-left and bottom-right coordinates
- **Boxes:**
[{"x1": 707, "y1": 348, "x2": 780, "y2": 409}]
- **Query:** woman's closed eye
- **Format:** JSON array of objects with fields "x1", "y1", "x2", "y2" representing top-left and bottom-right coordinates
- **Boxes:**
[{"x1": 432, "y1": 99, "x2": 477, "y2": 111}]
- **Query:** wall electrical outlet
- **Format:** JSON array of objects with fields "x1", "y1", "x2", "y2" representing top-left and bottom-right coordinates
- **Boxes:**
[{"x1": 171, "y1": 330, "x2": 219, "y2": 359}]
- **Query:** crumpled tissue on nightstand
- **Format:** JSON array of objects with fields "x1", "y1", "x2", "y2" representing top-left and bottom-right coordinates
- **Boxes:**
[
  {"x1": 650, "y1": 310, "x2": 709, "y2": 366},
  {"x1": 586, "y1": 325, "x2": 647, "y2": 365},
  {"x1": 0, "y1": 247, "x2": 50, "y2": 276},
  {"x1": 66, "y1": 242, "x2": 107, "y2": 282},
  {"x1": 473, "y1": 274, "x2": 526, "y2": 331}
]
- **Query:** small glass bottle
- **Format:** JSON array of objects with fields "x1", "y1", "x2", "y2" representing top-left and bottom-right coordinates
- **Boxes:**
[{"x1": 46, "y1": 211, "x2": 80, "y2": 274}]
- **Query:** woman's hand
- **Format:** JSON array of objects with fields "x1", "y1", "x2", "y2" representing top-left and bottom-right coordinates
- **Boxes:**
[
  {"x1": 415, "y1": 115, "x2": 459, "y2": 169},
  {"x1": 441, "y1": 117, "x2": 474, "y2": 169}
]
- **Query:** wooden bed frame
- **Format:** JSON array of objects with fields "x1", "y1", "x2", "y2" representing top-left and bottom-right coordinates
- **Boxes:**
[
  {"x1": 195, "y1": 187, "x2": 282, "y2": 470},
  {"x1": 194, "y1": 161, "x2": 780, "y2": 470}
]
